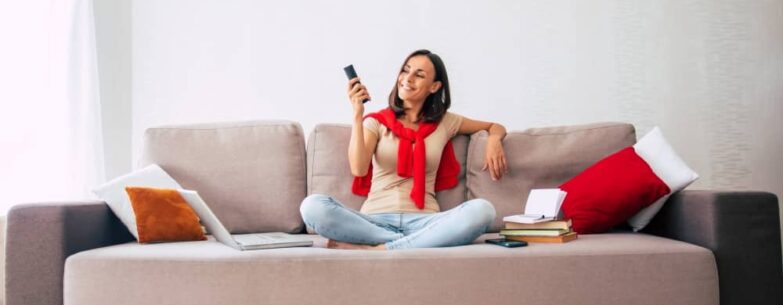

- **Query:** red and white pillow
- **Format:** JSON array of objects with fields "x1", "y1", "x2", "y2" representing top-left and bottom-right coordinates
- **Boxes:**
[
  {"x1": 560, "y1": 127, "x2": 698, "y2": 234},
  {"x1": 626, "y1": 127, "x2": 699, "y2": 231}
]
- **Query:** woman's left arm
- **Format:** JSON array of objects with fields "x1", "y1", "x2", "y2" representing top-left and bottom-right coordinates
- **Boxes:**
[{"x1": 458, "y1": 117, "x2": 508, "y2": 181}]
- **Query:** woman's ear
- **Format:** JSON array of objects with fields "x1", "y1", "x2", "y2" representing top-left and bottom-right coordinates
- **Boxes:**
[{"x1": 429, "y1": 81, "x2": 442, "y2": 93}]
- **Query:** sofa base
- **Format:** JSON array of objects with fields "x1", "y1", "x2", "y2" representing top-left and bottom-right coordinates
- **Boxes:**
[{"x1": 65, "y1": 233, "x2": 717, "y2": 305}]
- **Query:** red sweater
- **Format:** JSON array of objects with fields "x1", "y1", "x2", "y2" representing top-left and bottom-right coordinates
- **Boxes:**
[{"x1": 351, "y1": 108, "x2": 460, "y2": 209}]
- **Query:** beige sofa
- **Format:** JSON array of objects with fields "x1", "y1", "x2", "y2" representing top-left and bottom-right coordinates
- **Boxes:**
[{"x1": 5, "y1": 121, "x2": 782, "y2": 305}]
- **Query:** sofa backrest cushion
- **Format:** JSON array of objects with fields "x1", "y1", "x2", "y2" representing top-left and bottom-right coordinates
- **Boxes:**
[
  {"x1": 138, "y1": 120, "x2": 307, "y2": 234},
  {"x1": 466, "y1": 122, "x2": 636, "y2": 232},
  {"x1": 306, "y1": 124, "x2": 469, "y2": 231},
  {"x1": 306, "y1": 124, "x2": 364, "y2": 211}
]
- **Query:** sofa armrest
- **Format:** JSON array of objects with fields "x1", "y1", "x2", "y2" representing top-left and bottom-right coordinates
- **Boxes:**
[
  {"x1": 4, "y1": 201, "x2": 134, "y2": 305},
  {"x1": 642, "y1": 190, "x2": 783, "y2": 305}
]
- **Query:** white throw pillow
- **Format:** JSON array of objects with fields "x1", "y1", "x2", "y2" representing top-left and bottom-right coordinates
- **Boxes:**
[
  {"x1": 627, "y1": 127, "x2": 699, "y2": 231},
  {"x1": 92, "y1": 164, "x2": 182, "y2": 239}
]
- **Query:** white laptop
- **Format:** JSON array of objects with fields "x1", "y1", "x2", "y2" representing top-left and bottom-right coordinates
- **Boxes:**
[{"x1": 178, "y1": 190, "x2": 313, "y2": 251}]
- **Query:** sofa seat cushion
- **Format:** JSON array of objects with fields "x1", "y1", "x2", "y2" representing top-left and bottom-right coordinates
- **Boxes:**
[{"x1": 64, "y1": 233, "x2": 717, "y2": 305}]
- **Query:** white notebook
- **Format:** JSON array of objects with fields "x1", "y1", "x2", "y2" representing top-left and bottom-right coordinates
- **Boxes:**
[{"x1": 503, "y1": 188, "x2": 567, "y2": 224}]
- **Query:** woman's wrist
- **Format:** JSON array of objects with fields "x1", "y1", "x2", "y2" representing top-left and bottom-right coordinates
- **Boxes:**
[
  {"x1": 487, "y1": 135, "x2": 503, "y2": 144},
  {"x1": 487, "y1": 123, "x2": 507, "y2": 141}
]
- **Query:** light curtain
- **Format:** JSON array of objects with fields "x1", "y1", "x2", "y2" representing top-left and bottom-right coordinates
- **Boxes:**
[{"x1": 0, "y1": 0, "x2": 105, "y2": 214}]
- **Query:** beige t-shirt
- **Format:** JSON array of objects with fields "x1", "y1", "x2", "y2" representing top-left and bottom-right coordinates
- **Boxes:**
[{"x1": 359, "y1": 112, "x2": 464, "y2": 214}]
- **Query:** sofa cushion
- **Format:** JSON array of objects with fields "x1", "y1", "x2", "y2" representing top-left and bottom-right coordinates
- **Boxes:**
[
  {"x1": 560, "y1": 147, "x2": 671, "y2": 234},
  {"x1": 561, "y1": 127, "x2": 700, "y2": 234},
  {"x1": 125, "y1": 186, "x2": 207, "y2": 243},
  {"x1": 627, "y1": 127, "x2": 699, "y2": 231},
  {"x1": 92, "y1": 164, "x2": 182, "y2": 239},
  {"x1": 138, "y1": 120, "x2": 307, "y2": 234},
  {"x1": 467, "y1": 122, "x2": 636, "y2": 232},
  {"x1": 64, "y1": 233, "x2": 717, "y2": 305},
  {"x1": 306, "y1": 124, "x2": 469, "y2": 232}
]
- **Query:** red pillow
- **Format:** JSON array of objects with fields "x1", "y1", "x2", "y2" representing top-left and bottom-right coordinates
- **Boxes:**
[{"x1": 560, "y1": 147, "x2": 670, "y2": 234}]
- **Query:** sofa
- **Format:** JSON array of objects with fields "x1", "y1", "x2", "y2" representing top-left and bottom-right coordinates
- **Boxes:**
[{"x1": 5, "y1": 120, "x2": 782, "y2": 305}]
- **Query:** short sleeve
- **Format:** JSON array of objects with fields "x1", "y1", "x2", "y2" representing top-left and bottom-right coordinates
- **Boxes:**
[
  {"x1": 443, "y1": 112, "x2": 464, "y2": 138},
  {"x1": 363, "y1": 117, "x2": 380, "y2": 137}
]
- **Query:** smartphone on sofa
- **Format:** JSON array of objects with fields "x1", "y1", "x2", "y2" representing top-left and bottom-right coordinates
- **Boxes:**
[{"x1": 485, "y1": 238, "x2": 527, "y2": 248}]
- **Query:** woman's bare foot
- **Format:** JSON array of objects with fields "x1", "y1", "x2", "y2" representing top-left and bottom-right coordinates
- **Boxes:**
[{"x1": 326, "y1": 239, "x2": 386, "y2": 250}]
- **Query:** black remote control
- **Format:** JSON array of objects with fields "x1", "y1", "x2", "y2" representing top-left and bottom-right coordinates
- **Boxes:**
[{"x1": 343, "y1": 64, "x2": 369, "y2": 103}]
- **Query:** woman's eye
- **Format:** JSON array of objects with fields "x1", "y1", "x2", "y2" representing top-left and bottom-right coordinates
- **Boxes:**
[{"x1": 416, "y1": 74, "x2": 424, "y2": 78}]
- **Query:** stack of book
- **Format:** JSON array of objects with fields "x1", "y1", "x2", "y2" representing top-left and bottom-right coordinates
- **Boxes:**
[{"x1": 499, "y1": 218, "x2": 577, "y2": 243}]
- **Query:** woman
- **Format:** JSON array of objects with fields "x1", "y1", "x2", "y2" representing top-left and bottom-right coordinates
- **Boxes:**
[{"x1": 300, "y1": 49, "x2": 508, "y2": 250}]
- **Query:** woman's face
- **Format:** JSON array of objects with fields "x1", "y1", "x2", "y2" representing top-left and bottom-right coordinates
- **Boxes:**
[{"x1": 397, "y1": 55, "x2": 442, "y2": 104}]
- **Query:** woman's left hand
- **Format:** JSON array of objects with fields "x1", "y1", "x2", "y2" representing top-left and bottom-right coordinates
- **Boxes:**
[{"x1": 482, "y1": 138, "x2": 508, "y2": 181}]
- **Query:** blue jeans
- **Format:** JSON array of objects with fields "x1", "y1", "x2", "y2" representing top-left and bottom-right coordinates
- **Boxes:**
[{"x1": 299, "y1": 194, "x2": 496, "y2": 250}]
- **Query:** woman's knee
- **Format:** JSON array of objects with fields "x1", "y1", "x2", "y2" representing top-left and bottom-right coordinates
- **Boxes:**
[
  {"x1": 463, "y1": 199, "x2": 497, "y2": 227},
  {"x1": 299, "y1": 194, "x2": 334, "y2": 223}
]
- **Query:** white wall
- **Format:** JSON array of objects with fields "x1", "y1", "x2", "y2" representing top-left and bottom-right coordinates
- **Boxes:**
[{"x1": 127, "y1": 0, "x2": 782, "y2": 227}]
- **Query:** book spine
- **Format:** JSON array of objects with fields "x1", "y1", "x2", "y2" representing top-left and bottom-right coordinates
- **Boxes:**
[{"x1": 505, "y1": 233, "x2": 577, "y2": 243}]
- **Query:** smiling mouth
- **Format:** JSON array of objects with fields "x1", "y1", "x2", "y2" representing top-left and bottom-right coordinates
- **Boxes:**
[{"x1": 400, "y1": 84, "x2": 415, "y2": 91}]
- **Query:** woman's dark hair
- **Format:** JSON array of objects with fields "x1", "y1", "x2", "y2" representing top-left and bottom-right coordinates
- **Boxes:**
[{"x1": 388, "y1": 49, "x2": 450, "y2": 123}]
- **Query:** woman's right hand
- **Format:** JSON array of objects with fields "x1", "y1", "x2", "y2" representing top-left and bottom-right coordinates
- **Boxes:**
[{"x1": 347, "y1": 77, "x2": 370, "y2": 120}]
